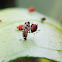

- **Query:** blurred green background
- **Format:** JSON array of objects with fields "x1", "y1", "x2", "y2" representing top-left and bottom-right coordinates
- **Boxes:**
[
  {"x1": 0, "y1": 0, "x2": 62, "y2": 21},
  {"x1": 15, "y1": 0, "x2": 62, "y2": 21}
]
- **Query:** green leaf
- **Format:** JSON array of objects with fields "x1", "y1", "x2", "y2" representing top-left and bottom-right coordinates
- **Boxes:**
[{"x1": 0, "y1": 8, "x2": 62, "y2": 62}]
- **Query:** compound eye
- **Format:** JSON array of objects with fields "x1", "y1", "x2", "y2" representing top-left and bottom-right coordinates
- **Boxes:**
[
  {"x1": 28, "y1": 22, "x2": 30, "y2": 24},
  {"x1": 25, "y1": 23, "x2": 26, "y2": 24}
]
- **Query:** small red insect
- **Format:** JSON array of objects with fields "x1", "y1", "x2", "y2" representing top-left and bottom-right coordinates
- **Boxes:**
[
  {"x1": 31, "y1": 24, "x2": 37, "y2": 32},
  {"x1": 28, "y1": 6, "x2": 35, "y2": 12},
  {"x1": 17, "y1": 25, "x2": 23, "y2": 30},
  {"x1": 41, "y1": 17, "x2": 46, "y2": 23},
  {"x1": 0, "y1": 20, "x2": 2, "y2": 22}
]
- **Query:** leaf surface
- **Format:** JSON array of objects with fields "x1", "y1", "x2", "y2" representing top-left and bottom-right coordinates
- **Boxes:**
[{"x1": 0, "y1": 8, "x2": 62, "y2": 62}]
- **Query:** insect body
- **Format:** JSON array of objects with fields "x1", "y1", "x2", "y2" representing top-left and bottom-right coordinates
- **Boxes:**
[
  {"x1": 23, "y1": 22, "x2": 30, "y2": 33},
  {"x1": 17, "y1": 22, "x2": 38, "y2": 40},
  {"x1": 31, "y1": 24, "x2": 37, "y2": 32},
  {"x1": 22, "y1": 22, "x2": 30, "y2": 40},
  {"x1": 23, "y1": 27, "x2": 28, "y2": 40}
]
